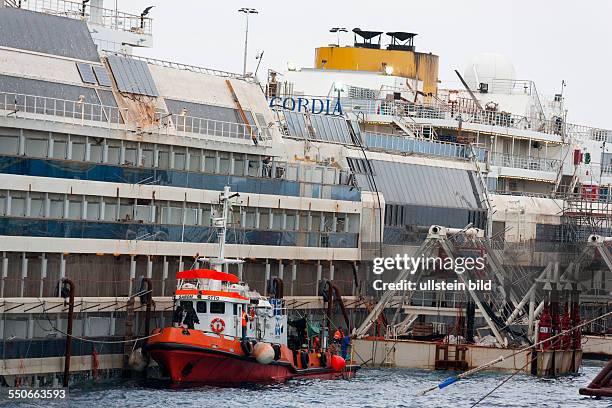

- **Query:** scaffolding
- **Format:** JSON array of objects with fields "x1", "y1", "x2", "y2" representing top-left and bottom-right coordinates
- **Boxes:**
[{"x1": 562, "y1": 196, "x2": 612, "y2": 241}]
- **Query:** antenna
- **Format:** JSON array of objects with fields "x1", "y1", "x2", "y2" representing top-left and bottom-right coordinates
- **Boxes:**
[{"x1": 205, "y1": 186, "x2": 243, "y2": 271}]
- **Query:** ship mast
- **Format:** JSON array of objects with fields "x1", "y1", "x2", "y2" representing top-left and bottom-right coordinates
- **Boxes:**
[{"x1": 208, "y1": 186, "x2": 243, "y2": 272}]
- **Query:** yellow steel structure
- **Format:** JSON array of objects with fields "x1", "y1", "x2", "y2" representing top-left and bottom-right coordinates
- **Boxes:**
[{"x1": 315, "y1": 46, "x2": 439, "y2": 94}]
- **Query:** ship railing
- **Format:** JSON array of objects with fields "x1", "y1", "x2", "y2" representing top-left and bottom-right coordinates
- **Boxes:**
[
  {"x1": 0, "y1": 91, "x2": 130, "y2": 131},
  {"x1": 342, "y1": 96, "x2": 610, "y2": 142},
  {"x1": 107, "y1": 52, "x2": 246, "y2": 80},
  {"x1": 157, "y1": 112, "x2": 267, "y2": 145},
  {"x1": 490, "y1": 152, "x2": 561, "y2": 173},
  {"x1": 491, "y1": 190, "x2": 556, "y2": 199},
  {"x1": 363, "y1": 130, "x2": 488, "y2": 162},
  {"x1": 438, "y1": 79, "x2": 539, "y2": 96},
  {"x1": 17, "y1": 0, "x2": 153, "y2": 35},
  {"x1": 602, "y1": 164, "x2": 612, "y2": 175}
]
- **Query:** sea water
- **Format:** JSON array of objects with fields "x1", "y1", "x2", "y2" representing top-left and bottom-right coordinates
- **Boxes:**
[{"x1": 4, "y1": 362, "x2": 609, "y2": 408}]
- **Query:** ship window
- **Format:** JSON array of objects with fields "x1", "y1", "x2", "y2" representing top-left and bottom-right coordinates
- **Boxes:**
[
  {"x1": 0, "y1": 191, "x2": 5, "y2": 216},
  {"x1": 86, "y1": 197, "x2": 101, "y2": 220},
  {"x1": 49, "y1": 194, "x2": 64, "y2": 218},
  {"x1": 119, "y1": 199, "x2": 134, "y2": 221},
  {"x1": 184, "y1": 204, "x2": 198, "y2": 226},
  {"x1": 210, "y1": 302, "x2": 225, "y2": 314},
  {"x1": 311, "y1": 213, "x2": 321, "y2": 232},
  {"x1": 157, "y1": 147, "x2": 169, "y2": 169},
  {"x1": 134, "y1": 203, "x2": 152, "y2": 223},
  {"x1": 124, "y1": 144, "x2": 137, "y2": 166},
  {"x1": 141, "y1": 145, "x2": 154, "y2": 167},
  {"x1": 188, "y1": 150, "x2": 201, "y2": 172},
  {"x1": 10, "y1": 191, "x2": 26, "y2": 217},
  {"x1": 107, "y1": 141, "x2": 121, "y2": 164},
  {"x1": 204, "y1": 151, "x2": 216, "y2": 173},
  {"x1": 173, "y1": 147, "x2": 186, "y2": 170},
  {"x1": 25, "y1": 136, "x2": 48, "y2": 158},
  {"x1": 347, "y1": 214, "x2": 359, "y2": 233},
  {"x1": 247, "y1": 155, "x2": 260, "y2": 177},
  {"x1": 219, "y1": 152, "x2": 230, "y2": 174},
  {"x1": 67, "y1": 197, "x2": 83, "y2": 220},
  {"x1": 299, "y1": 212, "x2": 308, "y2": 231},
  {"x1": 259, "y1": 209, "x2": 270, "y2": 229},
  {"x1": 71, "y1": 138, "x2": 86, "y2": 161},
  {"x1": 196, "y1": 301, "x2": 207, "y2": 313},
  {"x1": 161, "y1": 205, "x2": 182, "y2": 225},
  {"x1": 29, "y1": 192, "x2": 44, "y2": 218},
  {"x1": 243, "y1": 209, "x2": 256, "y2": 229},
  {"x1": 286, "y1": 212, "x2": 296, "y2": 230},
  {"x1": 201, "y1": 206, "x2": 212, "y2": 227},
  {"x1": 0, "y1": 135, "x2": 19, "y2": 155},
  {"x1": 337, "y1": 214, "x2": 346, "y2": 232},
  {"x1": 180, "y1": 301, "x2": 193, "y2": 310},
  {"x1": 272, "y1": 209, "x2": 283, "y2": 230},
  {"x1": 90, "y1": 140, "x2": 104, "y2": 163},
  {"x1": 234, "y1": 154, "x2": 245, "y2": 176},
  {"x1": 233, "y1": 303, "x2": 238, "y2": 315},
  {"x1": 104, "y1": 197, "x2": 118, "y2": 221},
  {"x1": 52, "y1": 135, "x2": 67, "y2": 160}
]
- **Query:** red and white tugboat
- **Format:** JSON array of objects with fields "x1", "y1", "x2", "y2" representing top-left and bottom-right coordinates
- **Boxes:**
[{"x1": 145, "y1": 187, "x2": 358, "y2": 385}]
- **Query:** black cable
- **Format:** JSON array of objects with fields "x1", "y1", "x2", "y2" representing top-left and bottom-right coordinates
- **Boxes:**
[{"x1": 348, "y1": 114, "x2": 383, "y2": 258}]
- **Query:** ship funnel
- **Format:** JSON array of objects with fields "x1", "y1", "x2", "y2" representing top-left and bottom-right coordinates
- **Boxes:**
[
  {"x1": 352, "y1": 28, "x2": 382, "y2": 49},
  {"x1": 386, "y1": 32, "x2": 417, "y2": 52}
]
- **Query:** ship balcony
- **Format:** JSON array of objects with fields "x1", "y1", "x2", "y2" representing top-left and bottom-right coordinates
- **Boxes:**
[
  {"x1": 158, "y1": 113, "x2": 270, "y2": 147},
  {"x1": 16, "y1": 0, "x2": 153, "y2": 36},
  {"x1": 490, "y1": 152, "x2": 561, "y2": 173},
  {"x1": 490, "y1": 152, "x2": 560, "y2": 182},
  {"x1": 362, "y1": 131, "x2": 488, "y2": 162},
  {"x1": 341, "y1": 96, "x2": 610, "y2": 143},
  {"x1": 0, "y1": 91, "x2": 269, "y2": 147}
]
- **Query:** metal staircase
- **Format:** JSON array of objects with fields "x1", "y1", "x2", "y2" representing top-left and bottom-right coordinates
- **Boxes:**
[{"x1": 392, "y1": 113, "x2": 438, "y2": 140}]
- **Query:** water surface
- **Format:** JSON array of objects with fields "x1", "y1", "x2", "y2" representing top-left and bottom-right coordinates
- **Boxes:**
[{"x1": 5, "y1": 362, "x2": 610, "y2": 408}]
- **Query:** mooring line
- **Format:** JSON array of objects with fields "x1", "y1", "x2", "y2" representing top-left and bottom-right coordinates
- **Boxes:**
[{"x1": 416, "y1": 310, "x2": 612, "y2": 397}]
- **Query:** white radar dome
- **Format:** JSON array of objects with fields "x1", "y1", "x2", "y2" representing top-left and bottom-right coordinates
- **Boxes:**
[{"x1": 463, "y1": 53, "x2": 516, "y2": 92}]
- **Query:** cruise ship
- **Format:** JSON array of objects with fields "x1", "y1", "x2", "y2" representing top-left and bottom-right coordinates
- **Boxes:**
[{"x1": 0, "y1": 0, "x2": 611, "y2": 386}]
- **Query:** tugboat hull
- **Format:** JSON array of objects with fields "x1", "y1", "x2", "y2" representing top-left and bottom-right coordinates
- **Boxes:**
[
  {"x1": 147, "y1": 343, "x2": 295, "y2": 384},
  {"x1": 145, "y1": 328, "x2": 356, "y2": 385}
]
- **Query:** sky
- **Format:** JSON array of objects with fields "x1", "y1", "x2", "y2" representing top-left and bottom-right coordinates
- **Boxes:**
[{"x1": 116, "y1": 0, "x2": 612, "y2": 128}]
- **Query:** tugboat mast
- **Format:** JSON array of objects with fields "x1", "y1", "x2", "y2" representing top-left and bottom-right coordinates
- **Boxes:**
[{"x1": 208, "y1": 186, "x2": 242, "y2": 272}]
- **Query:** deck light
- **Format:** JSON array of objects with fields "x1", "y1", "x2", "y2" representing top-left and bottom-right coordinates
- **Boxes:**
[{"x1": 238, "y1": 8, "x2": 259, "y2": 76}]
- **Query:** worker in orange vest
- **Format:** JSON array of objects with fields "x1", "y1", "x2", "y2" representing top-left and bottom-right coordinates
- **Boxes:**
[
  {"x1": 333, "y1": 328, "x2": 342, "y2": 343},
  {"x1": 241, "y1": 309, "x2": 248, "y2": 339}
]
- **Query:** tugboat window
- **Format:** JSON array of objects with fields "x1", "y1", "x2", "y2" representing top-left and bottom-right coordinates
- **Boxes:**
[
  {"x1": 210, "y1": 302, "x2": 225, "y2": 314},
  {"x1": 233, "y1": 303, "x2": 239, "y2": 315},
  {"x1": 196, "y1": 301, "x2": 207, "y2": 313}
]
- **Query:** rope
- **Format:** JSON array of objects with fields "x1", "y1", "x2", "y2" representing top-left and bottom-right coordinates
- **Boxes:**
[
  {"x1": 470, "y1": 331, "x2": 570, "y2": 407},
  {"x1": 469, "y1": 355, "x2": 535, "y2": 408},
  {"x1": 417, "y1": 309, "x2": 612, "y2": 396},
  {"x1": 37, "y1": 297, "x2": 161, "y2": 344}
]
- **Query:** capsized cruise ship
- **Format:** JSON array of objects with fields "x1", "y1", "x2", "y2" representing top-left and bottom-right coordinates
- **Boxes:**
[{"x1": 1, "y1": 1, "x2": 611, "y2": 386}]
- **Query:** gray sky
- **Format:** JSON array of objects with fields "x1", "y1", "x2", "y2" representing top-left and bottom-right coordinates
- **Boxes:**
[{"x1": 121, "y1": 0, "x2": 612, "y2": 129}]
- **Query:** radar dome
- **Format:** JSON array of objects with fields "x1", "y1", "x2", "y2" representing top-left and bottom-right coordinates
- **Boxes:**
[{"x1": 463, "y1": 53, "x2": 516, "y2": 91}]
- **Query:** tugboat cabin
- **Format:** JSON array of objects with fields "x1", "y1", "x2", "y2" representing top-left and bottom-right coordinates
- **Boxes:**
[{"x1": 174, "y1": 269, "x2": 287, "y2": 344}]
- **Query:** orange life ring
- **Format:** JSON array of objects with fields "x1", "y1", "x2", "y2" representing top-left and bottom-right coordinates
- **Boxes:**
[{"x1": 210, "y1": 318, "x2": 225, "y2": 334}]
